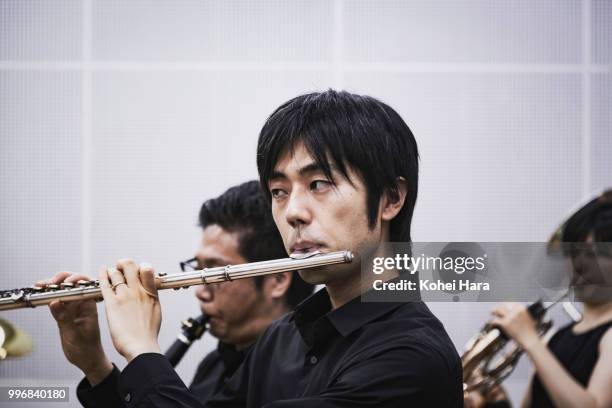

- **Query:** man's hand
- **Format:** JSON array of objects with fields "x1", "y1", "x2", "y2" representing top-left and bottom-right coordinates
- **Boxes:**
[
  {"x1": 41, "y1": 272, "x2": 113, "y2": 385},
  {"x1": 491, "y1": 302, "x2": 539, "y2": 350},
  {"x1": 99, "y1": 259, "x2": 162, "y2": 362}
]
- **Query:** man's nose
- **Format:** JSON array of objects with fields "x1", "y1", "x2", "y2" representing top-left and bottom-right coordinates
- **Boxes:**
[{"x1": 285, "y1": 188, "x2": 312, "y2": 228}]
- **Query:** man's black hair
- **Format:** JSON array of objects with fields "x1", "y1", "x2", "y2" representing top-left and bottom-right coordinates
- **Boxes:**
[
  {"x1": 256, "y1": 89, "x2": 419, "y2": 242},
  {"x1": 199, "y1": 180, "x2": 313, "y2": 308},
  {"x1": 562, "y1": 190, "x2": 612, "y2": 243}
]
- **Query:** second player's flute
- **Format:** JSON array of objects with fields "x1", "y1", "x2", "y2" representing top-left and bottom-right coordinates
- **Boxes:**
[{"x1": 0, "y1": 251, "x2": 353, "y2": 311}]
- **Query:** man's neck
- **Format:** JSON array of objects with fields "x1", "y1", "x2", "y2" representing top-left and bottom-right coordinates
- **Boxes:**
[
  {"x1": 325, "y1": 268, "x2": 399, "y2": 310},
  {"x1": 233, "y1": 304, "x2": 290, "y2": 350},
  {"x1": 325, "y1": 273, "x2": 362, "y2": 309},
  {"x1": 325, "y1": 240, "x2": 399, "y2": 309}
]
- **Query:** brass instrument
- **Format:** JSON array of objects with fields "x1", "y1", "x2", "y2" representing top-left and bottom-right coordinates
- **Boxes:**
[
  {"x1": 0, "y1": 319, "x2": 33, "y2": 359},
  {"x1": 461, "y1": 300, "x2": 560, "y2": 393},
  {"x1": 0, "y1": 251, "x2": 353, "y2": 311},
  {"x1": 460, "y1": 191, "x2": 612, "y2": 394}
]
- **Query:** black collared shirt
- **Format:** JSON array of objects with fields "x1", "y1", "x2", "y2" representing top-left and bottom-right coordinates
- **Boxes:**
[
  {"x1": 116, "y1": 288, "x2": 463, "y2": 407},
  {"x1": 190, "y1": 342, "x2": 246, "y2": 400},
  {"x1": 76, "y1": 342, "x2": 246, "y2": 407}
]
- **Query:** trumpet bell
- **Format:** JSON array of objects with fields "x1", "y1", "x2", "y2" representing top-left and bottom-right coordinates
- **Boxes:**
[
  {"x1": 0, "y1": 319, "x2": 33, "y2": 360},
  {"x1": 462, "y1": 319, "x2": 553, "y2": 393}
]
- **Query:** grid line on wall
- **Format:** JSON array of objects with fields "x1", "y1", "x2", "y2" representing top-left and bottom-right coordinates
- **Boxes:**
[
  {"x1": 0, "y1": 61, "x2": 609, "y2": 73},
  {"x1": 582, "y1": 0, "x2": 592, "y2": 195},
  {"x1": 81, "y1": 0, "x2": 92, "y2": 272}
]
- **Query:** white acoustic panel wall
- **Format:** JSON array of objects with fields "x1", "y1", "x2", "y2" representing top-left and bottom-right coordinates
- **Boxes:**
[
  {"x1": 92, "y1": 0, "x2": 334, "y2": 62},
  {"x1": 0, "y1": 71, "x2": 82, "y2": 381},
  {"x1": 0, "y1": 0, "x2": 81, "y2": 61},
  {"x1": 592, "y1": 74, "x2": 612, "y2": 191},
  {"x1": 593, "y1": 0, "x2": 612, "y2": 63},
  {"x1": 344, "y1": 73, "x2": 583, "y2": 242},
  {"x1": 344, "y1": 0, "x2": 581, "y2": 63}
]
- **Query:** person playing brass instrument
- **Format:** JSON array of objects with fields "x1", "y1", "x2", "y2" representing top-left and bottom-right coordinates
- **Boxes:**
[
  {"x1": 49, "y1": 90, "x2": 463, "y2": 407},
  {"x1": 40, "y1": 180, "x2": 313, "y2": 406},
  {"x1": 467, "y1": 191, "x2": 612, "y2": 408}
]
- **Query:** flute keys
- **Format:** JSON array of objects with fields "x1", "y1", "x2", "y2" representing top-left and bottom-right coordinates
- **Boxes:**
[
  {"x1": 46, "y1": 284, "x2": 59, "y2": 290},
  {"x1": 60, "y1": 282, "x2": 74, "y2": 289}
]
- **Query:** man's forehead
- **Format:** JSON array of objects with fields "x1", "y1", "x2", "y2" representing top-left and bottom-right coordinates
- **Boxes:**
[
  {"x1": 199, "y1": 225, "x2": 239, "y2": 251},
  {"x1": 272, "y1": 143, "x2": 345, "y2": 178},
  {"x1": 197, "y1": 227, "x2": 244, "y2": 263},
  {"x1": 273, "y1": 142, "x2": 317, "y2": 173}
]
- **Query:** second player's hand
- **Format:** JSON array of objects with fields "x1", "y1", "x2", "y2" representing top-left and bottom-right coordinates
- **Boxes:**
[
  {"x1": 99, "y1": 259, "x2": 162, "y2": 363},
  {"x1": 42, "y1": 272, "x2": 113, "y2": 385}
]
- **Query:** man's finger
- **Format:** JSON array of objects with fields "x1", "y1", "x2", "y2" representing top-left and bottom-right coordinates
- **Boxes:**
[
  {"x1": 36, "y1": 271, "x2": 72, "y2": 287},
  {"x1": 117, "y1": 259, "x2": 141, "y2": 289},
  {"x1": 65, "y1": 273, "x2": 93, "y2": 284},
  {"x1": 51, "y1": 271, "x2": 73, "y2": 284},
  {"x1": 99, "y1": 266, "x2": 115, "y2": 302},
  {"x1": 107, "y1": 267, "x2": 127, "y2": 294},
  {"x1": 49, "y1": 300, "x2": 66, "y2": 322}
]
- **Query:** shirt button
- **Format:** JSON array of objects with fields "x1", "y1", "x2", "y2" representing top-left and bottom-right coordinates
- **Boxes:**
[
  {"x1": 124, "y1": 393, "x2": 131, "y2": 402},
  {"x1": 309, "y1": 356, "x2": 318, "y2": 365}
]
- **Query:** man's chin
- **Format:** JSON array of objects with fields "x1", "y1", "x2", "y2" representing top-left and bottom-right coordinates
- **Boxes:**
[
  {"x1": 299, "y1": 261, "x2": 358, "y2": 285},
  {"x1": 208, "y1": 326, "x2": 224, "y2": 340},
  {"x1": 298, "y1": 267, "x2": 329, "y2": 285}
]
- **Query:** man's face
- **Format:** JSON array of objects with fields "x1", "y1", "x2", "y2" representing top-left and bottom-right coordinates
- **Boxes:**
[
  {"x1": 194, "y1": 225, "x2": 265, "y2": 345},
  {"x1": 267, "y1": 142, "x2": 382, "y2": 285}
]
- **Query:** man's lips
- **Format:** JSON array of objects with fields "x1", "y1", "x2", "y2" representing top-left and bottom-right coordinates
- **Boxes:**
[{"x1": 290, "y1": 241, "x2": 325, "y2": 256}]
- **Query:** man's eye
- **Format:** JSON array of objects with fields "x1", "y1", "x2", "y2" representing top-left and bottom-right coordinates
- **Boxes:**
[
  {"x1": 310, "y1": 180, "x2": 332, "y2": 191},
  {"x1": 270, "y1": 188, "x2": 287, "y2": 199}
]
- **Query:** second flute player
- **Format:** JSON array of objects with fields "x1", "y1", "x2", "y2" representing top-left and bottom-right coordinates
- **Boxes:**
[{"x1": 73, "y1": 90, "x2": 463, "y2": 407}]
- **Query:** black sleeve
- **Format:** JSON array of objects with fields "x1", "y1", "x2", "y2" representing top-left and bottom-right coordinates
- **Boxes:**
[
  {"x1": 118, "y1": 353, "x2": 246, "y2": 408},
  {"x1": 76, "y1": 364, "x2": 126, "y2": 408}
]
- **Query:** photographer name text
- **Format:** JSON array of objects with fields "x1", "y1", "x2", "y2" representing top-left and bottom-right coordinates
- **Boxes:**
[{"x1": 372, "y1": 279, "x2": 490, "y2": 292}]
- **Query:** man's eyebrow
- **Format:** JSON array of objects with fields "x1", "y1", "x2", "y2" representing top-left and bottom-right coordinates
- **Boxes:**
[
  {"x1": 298, "y1": 162, "x2": 327, "y2": 177},
  {"x1": 270, "y1": 162, "x2": 338, "y2": 181},
  {"x1": 269, "y1": 170, "x2": 287, "y2": 182}
]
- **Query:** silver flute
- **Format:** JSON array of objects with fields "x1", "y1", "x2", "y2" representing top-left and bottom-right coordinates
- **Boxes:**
[{"x1": 0, "y1": 251, "x2": 353, "y2": 311}]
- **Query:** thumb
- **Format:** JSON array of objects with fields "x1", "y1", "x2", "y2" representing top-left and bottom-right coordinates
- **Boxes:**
[
  {"x1": 49, "y1": 300, "x2": 66, "y2": 323},
  {"x1": 139, "y1": 263, "x2": 158, "y2": 298}
]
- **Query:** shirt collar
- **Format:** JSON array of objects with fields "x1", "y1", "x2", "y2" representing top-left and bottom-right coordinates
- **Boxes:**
[
  {"x1": 217, "y1": 341, "x2": 247, "y2": 374},
  {"x1": 293, "y1": 286, "x2": 404, "y2": 345}
]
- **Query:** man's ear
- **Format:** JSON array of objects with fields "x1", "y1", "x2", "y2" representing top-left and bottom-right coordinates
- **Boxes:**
[
  {"x1": 380, "y1": 177, "x2": 408, "y2": 222},
  {"x1": 265, "y1": 272, "x2": 292, "y2": 300}
]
